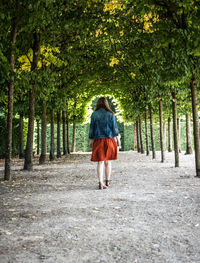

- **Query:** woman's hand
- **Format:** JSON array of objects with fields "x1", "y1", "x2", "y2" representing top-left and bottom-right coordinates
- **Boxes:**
[
  {"x1": 89, "y1": 139, "x2": 94, "y2": 148},
  {"x1": 115, "y1": 135, "x2": 121, "y2": 148}
]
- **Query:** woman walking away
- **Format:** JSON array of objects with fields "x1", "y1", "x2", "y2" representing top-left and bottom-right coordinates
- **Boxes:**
[{"x1": 89, "y1": 97, "x2": 120, "y2": 189}]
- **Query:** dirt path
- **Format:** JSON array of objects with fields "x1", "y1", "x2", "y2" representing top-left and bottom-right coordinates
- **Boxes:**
[{"x1": 0, "y1": 151, "x2": 200, "y2": 263}]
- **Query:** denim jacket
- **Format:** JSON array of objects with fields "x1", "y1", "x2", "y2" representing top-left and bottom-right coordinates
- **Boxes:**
[{"x1": 89, "y1": 108, "x2": 119, "y2": 139}]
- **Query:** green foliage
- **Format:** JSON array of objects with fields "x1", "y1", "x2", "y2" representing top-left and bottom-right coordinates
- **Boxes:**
[{"x1": 0, "y1": 0, "x2": 200, "y2": 158}]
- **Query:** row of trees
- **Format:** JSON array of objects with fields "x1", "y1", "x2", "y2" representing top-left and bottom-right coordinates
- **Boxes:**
[{"x1": 0, "y1": 0, "x2": 199, "y2": 180}]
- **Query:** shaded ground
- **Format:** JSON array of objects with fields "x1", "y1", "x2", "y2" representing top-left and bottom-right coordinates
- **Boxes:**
[{"x1": 0, "y1": 151, "x2": 200, "y2": 263}]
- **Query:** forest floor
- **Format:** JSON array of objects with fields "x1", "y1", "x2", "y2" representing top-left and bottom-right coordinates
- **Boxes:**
[{"x1": 0, "y1": 151, "x2": 200, "y2": 263}]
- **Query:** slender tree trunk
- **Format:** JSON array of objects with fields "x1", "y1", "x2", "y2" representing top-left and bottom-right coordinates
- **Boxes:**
[
  {"x1": 138, "y1": 116, "x2": 144, "y2": 154},
  {"x1": 163, "y1": 122, "x2": 166, "y2": 152},
  {"x1": 133, "y1": 122, "x2": 137, "y2": 151},
  {"x1": 136, "y1": 120, "x2": 140, "y2": 153},
  {"x1": 39, "y1": 101, "x2": 47, "y2": 164},
  {"x1": 19, "y1": 114, "x2": 24, "y2": 159},
  {"x1": 57, "y1": 111, "x2": 61, "y2": 158},
  {"x1": 62, "y1": 111, "x2": 66, "y2": 155},
  {"x1": 71, "y1": 120, "x2": 76, "y2": 153},
  {"x1": 50, "y1": 109, "x2": 55, "y2": 161},
  {"x1": 159, "y1": 98, "x2": 165, "y2": 162},
  {"x1": 177, "y1": 118, "x2": 181, "y2": 153},
  {"x1": 190, "y1": 74, "x2": 200, "y2": 177},
  {"x1": 185, "y1": 113, "x2": 193, "y2": 154},
  {"x1": 168, "y1": 117, "x2": 172, "y2": 152},
  {"x1": 36, "y1": 120, "x2": 40, "y2": 155},
  {"x1": 66, "y1": 109, "x2": 70, "y2": 154},
  {"x1": 4, "y1": 19, "x2": 18, "y2": 180},
  {"x1": 172, "y1": 92, "x2": 179, "y2": 167},
  {"x1": 144, "y1": 112, "x2": 149, "y2": 156},
  {"x1": 24, "y1": 32, "x2": 40, "y2": 171},
  {"x1": 149, "y1": 103, "x2": 156, "y2": 159}
]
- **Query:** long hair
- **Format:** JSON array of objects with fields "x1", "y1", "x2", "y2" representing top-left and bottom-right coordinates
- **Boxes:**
[{"x1": 95, "y1": 97, "x2": 113, "y2": 114}]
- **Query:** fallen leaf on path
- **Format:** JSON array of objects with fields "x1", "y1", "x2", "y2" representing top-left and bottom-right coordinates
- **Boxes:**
[{"x1": 5, "y1": 231, "x2": 12, "y2": 235}]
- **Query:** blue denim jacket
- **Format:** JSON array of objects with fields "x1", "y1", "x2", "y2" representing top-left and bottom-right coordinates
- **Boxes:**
[{"x1": 89, "y1": 108, "x2": 119, "y2": 139}]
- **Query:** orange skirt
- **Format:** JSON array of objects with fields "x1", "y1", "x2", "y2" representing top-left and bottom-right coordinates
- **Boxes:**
[{"x1": 91, "y1": 138, "x2": 118, "y2": 162}]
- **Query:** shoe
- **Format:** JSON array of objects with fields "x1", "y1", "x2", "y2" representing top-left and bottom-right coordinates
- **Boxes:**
[
  {"x1": 105, "y1": 180, "x2": 110, "y2": 187},
  {"x1": 99, "y1": 182, "x2": 107, "y2": 190}
]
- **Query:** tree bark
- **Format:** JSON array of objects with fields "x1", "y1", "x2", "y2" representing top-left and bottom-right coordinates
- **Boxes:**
[
  {"x1": 185, "y1": 113, "x2": 193, "y2": 154},
  {"x1": 4, "y1": 18, "x2": 18, "y2": 180},
  {"x1": 71, "y1": 120, "x2": 76, "y2": 153},
  {"x1": 138, "y1": 116, "x2": 144, "y2": 154},
  {"x1": 168, "y1": 117, "x2": 172, "y2": 152},
  {"x1": 50, "y1": 109, "x2": 55, "y2": 161},
  {"x1": 133, "y1": 122, "x2": 137, "y2": 151},
  {"x1": 57, "y1": 111, "x2": 61, "y2": 158},
  {"x1": 177, "y1": 118, "x2": 181, "y2": 153},
  {"x1": 24, "y1": 32, "x2": 40, "y2": 171},
  {"x1": 19, "y1": 114, "x2": 24, "y2": 159},
  {"x1": 159, "y1": 98, "x2": 165, "y2": 162},
  {"x1": 190, "y1": 74, "x2": 200, "y2": 177},
  {"x1": 39, "y1": 101, "x2": 47, "y2": 164},
  {"x1": 172, "y1": 92, "x2": 179, "y2": 167},
  {"x1": 136, "y1": 120, "x2": 140, "y2": 153},
  {"x1": 149, "y1": 103, "x2": 156, "y2": 159},
  {"x1": 66, "y1": 108, "x2": 70, "y2": 154},
  {"x1": 62, "y1": 111, "x2": 66, "y2": 155},
  {"x1": 36, "y1": 120, "x2": 40, "y2": 155},
  {"x1": 144, "y1": 112, "x2": 149, "y2": 156},
  {"x1": 163, "y1": 121, "x2": 166, "y2": 152}
]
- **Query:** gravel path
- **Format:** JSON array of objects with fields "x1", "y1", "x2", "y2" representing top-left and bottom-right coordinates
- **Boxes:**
[{"x1": 0, "y1": 151, "x2": 200, "y2": 263}]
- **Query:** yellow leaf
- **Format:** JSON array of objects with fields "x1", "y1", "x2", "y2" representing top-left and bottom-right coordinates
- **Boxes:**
[
  {"x1": 109, "y1": 57, "x2": 119, "y2": 67},
  {"x1": 130, "y1": 72, "x2": 136, "y2": 79}
]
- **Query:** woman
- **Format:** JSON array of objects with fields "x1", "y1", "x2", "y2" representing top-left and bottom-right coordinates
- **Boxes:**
[{"x1": 89, "y1": 97, "x2": 120, "y2": 189}]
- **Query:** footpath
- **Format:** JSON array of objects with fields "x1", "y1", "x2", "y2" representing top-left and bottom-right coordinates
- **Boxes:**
[{"x1": 0, "y1": 151, "x2": 200, "y2": 263}]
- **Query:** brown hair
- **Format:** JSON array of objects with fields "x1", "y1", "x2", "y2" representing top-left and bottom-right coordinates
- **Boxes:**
[{"x1": 95, "y1": 97, "x2": 113, "y2": 113}]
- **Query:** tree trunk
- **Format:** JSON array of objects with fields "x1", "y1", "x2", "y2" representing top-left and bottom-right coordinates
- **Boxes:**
[
  {"x1": 149, "y1": 103, "x2": 156, "y2": 159},
  {"x1": 57, "y1": 111, "x2": 61, "y2": 158},
  {"x1": 133, "y1": 122, "x2": 137, "y2": 151},
  {"x1": 71, "y1": 120, "x2": 76, "y2": 153},
  {"x1": 172, "y1": 92, "x2": 179, "y2": 167},
  {"x1": 36, "y1": 120, "x2": 40, "y2": 155},
  {"x1": 136, "y1": 120, "x2": 141, "y2": 153},
  {"x1": 144, "y1": 112, "x2": 149, "y2": 156},
  {"x1": 177, "y1": 118, "x2": 181, "y2": 153},
  {"x1": 4, "y1": 19, "x2": 18, "y2": 180},
  {"x1": 24, "y1": 32, "x2": 40, "y2": 171},
  {"x1": 62, "y1": 111, "x2": 66, "y2": 155},
  {"x1": 159, "y1": 98, "x2": 165, "y2": 162},
  {"x1": 185, "y1": 113, "x2": 193, "y2": 154},
  {"x1": 19, "y1": 114, "x2": 24, "y2": 159},
  {"x1": 66, "y1": 108, "x2": 70, "y2": 154},
  {"x1": 190, "y1": 74, "x2": 200, "y2": 177},
  {"x1": 138, "y1": 116, "x2": 144, "y2": 154},
  {"x1": 39, "y1": 101, "x2": 47, "y2": 164},
  {"x1": 50, "y1": 109, "x2": 55, "y2": 161},
  {"x1": 163, "y1": 121, "x2": 166, "y2": 152},
  {"x1": 168, "y1": 117, "x2": 172, "y2": 152}
]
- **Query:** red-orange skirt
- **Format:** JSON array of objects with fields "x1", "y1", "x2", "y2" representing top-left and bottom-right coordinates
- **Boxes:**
[{"x1": 91, "y1": 138, "x2": 118, "y2": 162}]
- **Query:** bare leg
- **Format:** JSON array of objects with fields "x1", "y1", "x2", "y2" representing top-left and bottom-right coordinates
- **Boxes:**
[
  {"x1": 105, "y1": 160, "x2": 111, "y2": 181},
  {"x1": 97, "y1": 161, "x2": 104, "y2": 184}
]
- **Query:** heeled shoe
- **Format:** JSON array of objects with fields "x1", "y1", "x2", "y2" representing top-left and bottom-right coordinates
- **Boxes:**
[
  {"x1": 105, "y1": 180, "x2": 110, "y2": 187},
  {"x1": 99, "y1": 182, "x2": 107, "y2": 190}
]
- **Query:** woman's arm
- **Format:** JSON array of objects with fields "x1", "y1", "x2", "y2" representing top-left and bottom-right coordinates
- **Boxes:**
[{"x1": 112, "y1": 115, "x2": 119, "y2": 137}]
